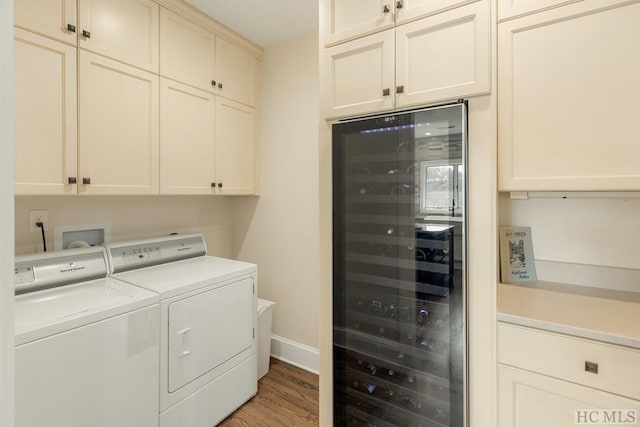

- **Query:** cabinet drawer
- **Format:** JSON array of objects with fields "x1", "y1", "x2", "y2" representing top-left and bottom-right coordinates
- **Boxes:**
[{"x1": 498, "y1": 323, "x2": 640, "y2": 400}]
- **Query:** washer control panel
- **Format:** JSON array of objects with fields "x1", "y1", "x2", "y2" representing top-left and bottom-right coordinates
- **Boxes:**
[
  {"x1": 15, "y1": 266, "x2": 35, "y2": 286},
  {"x1": 120, "y1": 246, "x2": 162, "y2": 266}
]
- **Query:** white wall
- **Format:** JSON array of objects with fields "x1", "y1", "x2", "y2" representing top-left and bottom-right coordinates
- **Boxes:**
[
  {"x1": 15, "y1": 196, "x2": 234, "y2": 257},
  {"x1": 500, "y1": 193, "x2": 640, "y2": 292},
  {"x1": 1, "y1": 0, "x2": 15, "y2": 424},
  {"x1": 232, "y1": 31, "x2": 320, "y2": 353}
]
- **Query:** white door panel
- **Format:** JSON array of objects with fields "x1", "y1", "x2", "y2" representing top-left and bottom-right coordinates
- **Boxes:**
[
  {"x1": 15, "y1": 306, "x2": 159, "y2": 427},
  {"x1": 168, "y1": 278, "x2": 254, "y2": 393},
  {"x1": 15, "y1": 29, "x2": 77, "y2": 195}
]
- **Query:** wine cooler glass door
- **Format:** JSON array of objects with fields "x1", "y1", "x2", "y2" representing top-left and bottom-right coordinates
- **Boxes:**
[{"x1": 333, "y1": 102, "x2": 466, "y2": 427}]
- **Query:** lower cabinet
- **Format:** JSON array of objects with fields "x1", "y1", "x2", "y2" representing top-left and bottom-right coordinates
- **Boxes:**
[
  {"x1": 215, "y1": 98, "x2": 256, "y2": 195},
  {"x1": 15, "y1": 29, "x2": 77, "y2": 195},
  {"x1": 498, "y1": 322, "x2": 640, "y2": 427},
  {"x1": 498, "y1": 365, "x2": 640, "y2": 427},
  {"x1": 78, "y1": 51, "x2": 159, "y2": 195}
]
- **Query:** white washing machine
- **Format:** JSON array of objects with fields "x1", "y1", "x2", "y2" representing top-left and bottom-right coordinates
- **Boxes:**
[
  {"x1": 106, "y1": 234, "x2": 258, "y2": 427},
  {"x1": 14, "y1": 246, "x2": 160, "y2": 427}
]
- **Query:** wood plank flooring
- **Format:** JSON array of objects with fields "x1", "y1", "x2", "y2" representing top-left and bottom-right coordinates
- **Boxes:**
[{"x1": 219, "y1": 358, "x2": 319, "y2": 426}]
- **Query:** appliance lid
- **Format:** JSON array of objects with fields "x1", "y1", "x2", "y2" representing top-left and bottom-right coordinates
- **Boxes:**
[
  {"x1": 14, "y1": 246, "x2": 108, "y2": 295},
  {"x1": 14, "y1": 276, "x2": 159, "y2": 346},
  {"x1": 113, "y1": 256, "x2": 256, "y2": 300},
  {"x1": 106, "y1": 233, "x2": 207, "y2": 274}
]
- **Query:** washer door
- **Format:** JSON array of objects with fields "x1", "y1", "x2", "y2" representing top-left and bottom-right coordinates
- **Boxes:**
[{"x1": 167, "y1": 277, "x2": 254, "y2": 393}]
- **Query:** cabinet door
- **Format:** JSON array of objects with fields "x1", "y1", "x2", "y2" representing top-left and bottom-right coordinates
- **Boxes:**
[
  {"x1": 497, "y1": 0, "x2": 579, "y2": 21},
  {"x1": 396, "y1": 0, "x2": 489, "y2": 108},
  {"x1": 78, "y1": 51, "x2": 159, "y2": 195},
  {"x1": 15, "y1": 0, "x2": 77, "y2": 45},
  {"x1": 325, "y1": 29, "x2": 395, "y2": 119},
  {"x1": 324, "y1": 0, "x2": 394, "y2": 45},
  {"x1": 498, "y1": 0, "x2": 640, "y2": 191},
  {"x1": 215, "y1": 98, "x2": 256, "y2": 195},
  {"x1": 396, "y1": 0, "x2": 481, "y2": 24},
  {"x1": 160, "y1": 79, "x2": 216, "y2": 195},
  {"x1": 498, "y1": 365, "x2": 640, "y2": 427},
  {"x1": 15, "y1": 29, "x2": 77, "y2": 195},
  {"x1": 78, "y1": 0, "x2": 159, "y2": 72},
  {"x1": 215, "y1": 38, "x2": 256, "y2": 107},
  {"x1": 159, "y1": 8, "x2": 216, "y2": 93}
]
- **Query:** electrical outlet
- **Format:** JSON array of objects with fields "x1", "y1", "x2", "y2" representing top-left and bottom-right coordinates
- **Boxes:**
[{"x1": 29, "y1": 209, "x2": 49, "y2": 232}]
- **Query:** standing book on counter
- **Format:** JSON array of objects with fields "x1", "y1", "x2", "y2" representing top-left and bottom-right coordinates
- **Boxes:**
[{"x1": 499, "y1": 226, "x2": 537, "y2": 282}]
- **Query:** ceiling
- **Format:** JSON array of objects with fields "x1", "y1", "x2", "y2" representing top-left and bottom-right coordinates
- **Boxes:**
[{"x1": 184, "y1": 0, "x2": 319, "y2": 47}]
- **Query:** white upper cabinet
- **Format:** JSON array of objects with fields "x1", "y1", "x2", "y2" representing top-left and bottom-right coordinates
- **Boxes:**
[
  {"x1": 396, "y1": 0, "x2": 481, "y2": 24},
  {"x1": 78, "y1": 51, "x2": 159, "y2": 195},
  {"x1": 14, "y1": 0, "x2": 77, "y2": 45},
  {"x1": 215, "y1": 38, "x2": 256, "y2": 107},
  {"x1": 324, "y1": 0, "x2": 395, "y2": 45},
  {"x1": 498, "y1": 0, "x2": 640, "y2": 191},
  {"x1": 396, "y1": 0, "x2": 489, "y2": 108},
  {"x1": 160, "y1": 78, "x2": 216, "y2": 195},
  {"x1": 325, "y1": 30, "x2": 395, "y2": 118},
  {"x1": 215, "y1": 98, "x2": 256, "y2": 195},
  {"x1": 78, "y1": 0, "x2": 159, "y2": 72},
  {"x1": 15, "y1": 29, "x2": 77, "y2": 195},
  {"x1": 325, "y1": 0, "x2": 489, "y2": 118},
  {"x1": 160, "y1": 8, "x2": 216, "y2": 93}
]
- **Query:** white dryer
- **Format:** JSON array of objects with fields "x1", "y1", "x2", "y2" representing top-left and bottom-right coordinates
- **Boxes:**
[
  {"x1": 106, "y1": 234, "x2": 258, "y2": 427},
  {"x1": 14, "y1": 246, "x2": 159, "y2": 427}
]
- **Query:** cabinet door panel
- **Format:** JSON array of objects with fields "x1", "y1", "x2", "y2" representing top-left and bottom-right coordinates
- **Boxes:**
[
  {"x1": 79, "y1": 52, "x2": 159, "y2": 195},
  {"x1": 15, "y1": 29, "x2": 77, "y2": 195},
  {"x1": 498, "y1": 365, "x2": 640, "y2": 427},
  {"x1": 324, "y1": 0, "x2": 394, "y2": 45},
  {"x1": 397, "y1": 0, "x2": 480, "y2": 24},
  {"x1": 160, "y1": 79, "x2": 215, "y2": 195},
  {"x1": 498, "y1": 0, "x2": 640, "y2": 191},
  {"x1": 160, "y1": 8, "x2": 215, "y2": 93},
  {"x1": 15, "y1": 0, "x2": 77, "y2": 45},
  {"x1": 78, "y1": 0, "x2": 159, "y2": 72},
  {"x1": 325, "y1": 29, "x2": 395, "y2": 119},
  {"x1": 215, "y1": 38, "x2": 256, "y2": 107},
  {"x1": 498, "y1": 0, "x2": 581, "y2": 21},
  {"x1": 215, "y1": 98, "x2": 256, "y2": 195},
  {"x1": 396, "y1": 0, "x2": 489, "y2": 108}
]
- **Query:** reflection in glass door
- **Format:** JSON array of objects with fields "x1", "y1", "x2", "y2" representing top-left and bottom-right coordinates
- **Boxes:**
[{"x1": 333, "y1": 102, "x2": 467, "y2": 427}]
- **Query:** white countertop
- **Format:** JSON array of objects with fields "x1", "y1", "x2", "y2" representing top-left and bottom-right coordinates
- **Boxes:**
[{"x1": 497, "y1": 281, "x2": 640, "y2": 349}]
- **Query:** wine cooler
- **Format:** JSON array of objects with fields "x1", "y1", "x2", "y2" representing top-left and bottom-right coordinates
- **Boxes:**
[{"x1": 333, "y1": 102, "x2": 467, "y2": 427}]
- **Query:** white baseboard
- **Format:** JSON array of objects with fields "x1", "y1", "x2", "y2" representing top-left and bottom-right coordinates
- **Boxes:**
[{"x1": 269, "y1": 334, "x2": 319, "y2": 375}]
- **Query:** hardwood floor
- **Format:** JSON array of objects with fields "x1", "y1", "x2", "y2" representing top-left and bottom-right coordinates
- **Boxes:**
[{"x1": 219, "y1": 358, "x2": 319, "y2": 426}]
